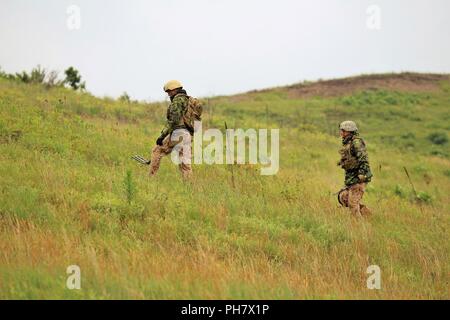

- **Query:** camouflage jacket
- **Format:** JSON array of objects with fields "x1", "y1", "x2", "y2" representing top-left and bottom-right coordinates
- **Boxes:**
[
  {"x1": 160, "y1": 90, "x2": 189, "y2": 138},
  {"x1": 338, "y1": 133, "x2": 373, "y2": 186}
]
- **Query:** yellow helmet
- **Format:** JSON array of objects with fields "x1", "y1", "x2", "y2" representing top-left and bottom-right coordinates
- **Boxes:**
[{"x1": 163, "y1": 80, "x2": 183, "y2": 92}]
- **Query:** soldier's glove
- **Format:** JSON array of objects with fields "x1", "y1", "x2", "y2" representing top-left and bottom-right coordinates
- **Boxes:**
[
  {"x1": 156, "y1": 136, "x2": 165, "y2": 146},
  {"x1": 187, "y1": 126, "x2": 194, "y2": 136},
  {"x1": 358, "y1": 174, "x2": 366, "y2": 182}
]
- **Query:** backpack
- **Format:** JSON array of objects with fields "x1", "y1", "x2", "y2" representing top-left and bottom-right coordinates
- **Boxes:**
[
  {"x1": 182, "y1": 96, "x2": 203, "y2": 131},
  {"x1": 338, "y1": 136, "x2": 365, "y2": 170}
]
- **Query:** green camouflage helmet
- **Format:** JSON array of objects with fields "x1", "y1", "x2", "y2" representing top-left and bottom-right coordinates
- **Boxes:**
[{"x1": 339, "y1": 120, "x2": 358, "y2": 132}]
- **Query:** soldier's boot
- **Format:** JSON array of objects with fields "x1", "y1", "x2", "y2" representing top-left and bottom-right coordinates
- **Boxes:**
[{"x1": 360, "y1": 205, "x2": 372, "y2": 217}]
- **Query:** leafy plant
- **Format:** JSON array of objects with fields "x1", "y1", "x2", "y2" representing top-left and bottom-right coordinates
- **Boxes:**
[
  {"x1": 123, "y1": 169, "x2": 136, "y2": 205},
  {"x1": 119, "y1": 92, "x2": 131, "y2": 103},
  {"x1": 427, "y1": 132, "x2": 448, "y2": 145},
  {"x1": 64, "y1": 66, "x2": 86, "y2": 91},
  {"x1": 394, "y1": 184, "x2": 407, "y2": 198},
  {"x1": 415, "y1": 191, "x2": 433, "y2": 204}
]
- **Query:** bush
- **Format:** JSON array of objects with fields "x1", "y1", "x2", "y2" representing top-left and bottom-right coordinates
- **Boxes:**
[
  {"x1": 15, "y1": 71, "x2": 31, "y2": 83},
  {"x1": 29, "y1": 65, "x2": 46, "y2": 83},
  {"x1": 64, "y1": 66, "x2": 86, "y2": 91},
  {"x1": 415, "y1": 191, "x2": 433, "y2": 204},
  {"x1": 119, "y1": 92, "x2": 131, "y2": 103},
  {"x1": 15, "y1": 65, "x2": 46, "y2": 84},
  {"x1": 1, "y1": 65, "x2": 63, "y2": 88},
  {"x1": 45, "y1": 70, "x2": 64, "y2": 88},
  {"x1": 394, "y1": 184, "x2": 407, "y2": 198},
  {"x1": 401, "y1": 132, "x2": 415, "y2": 139},
  {"x1": 430, "y1": 149, "x2": 448, "y2": 157},
  {"x1": 123, "y1": 170, "x2": 136, "y2": 205},
  {"x1": 427, "y1": 132, "x2": 448, "y2": 145},
  {"x1": 395, "y1": 185, "x2": 433, "y2": 204}
]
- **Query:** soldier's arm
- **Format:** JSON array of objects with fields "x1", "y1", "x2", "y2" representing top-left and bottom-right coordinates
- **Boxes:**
[
  {"x1": 160, "y1": 96, "x2": 185, "y2": 137},
  {"x1": 352, "y1": 139, "x2": 371, "y2": 179}
]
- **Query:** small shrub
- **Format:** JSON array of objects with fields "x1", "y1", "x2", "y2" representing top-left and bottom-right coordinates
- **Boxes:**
[
  {"x1": 430, "y1": 149, "x2": 448, "y2": 157},
  {"x1": 15, "y1": 71, "x2": 31, "y2": 83},
  {"x1": 2, "y1": 65, "x2": 63, "y2": 88},
  {"x1": 403, "y1": 141, "x2": 415, "y2": 149},
  {"x1": 123, "y1": 170, "x2": 136, "y2": 205},
  {"x1": 341, "y1": 97, "x2": 354, "y2": 106},
  {"x1": 384, "y1": 96, "x2": 398, "y2": 105},
  {"x1": 64, "y1": 66, "x2": 86, "y2": 91},
  {"x1": 119, "y1": 92, "x2": 131, "y2": 103},
  {"x1": 413, "y1": 165, "x2": 427, "y2": 173},
  {"x1": 88, "y1": 106, "x2": 101, "y2": 116},
  {"x1": 401, "y1": 132, "x2": 415, "y2": 139},
  {"x1": 394, "y1": 184, "x2": 407, "y2": 198},
  {"x1": 427, "y1": 132, "x2": 448, "y2": 145},
  {"x1": 15, "y1": 65, "x2": 46, "y2": 84},
  {"x1": 29, "y1": 65, "x2": 46, "y2": 84},
  {"x1": 45, "y1": 70, "x2": 64, "y2": 88},
  {"x1": 415, "y1": 191, "x2": 433, "y2": 204}
]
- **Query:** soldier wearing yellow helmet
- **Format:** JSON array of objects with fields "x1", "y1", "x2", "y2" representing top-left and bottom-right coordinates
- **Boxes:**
[
  {"x1": 148, "y1": 80, "x2": 193, "y2": 179},
  {"x1": 162, "y1": 80, "x2": 182, "y2": 92}
]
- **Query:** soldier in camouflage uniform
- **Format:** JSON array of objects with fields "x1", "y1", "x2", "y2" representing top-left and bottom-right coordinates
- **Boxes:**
[
  {"x1": 337, "y1": 121, "x2": 373, "y2": 217},
  {"x1": 149, "y1": 80, "x2": 192, "y2": 179}
]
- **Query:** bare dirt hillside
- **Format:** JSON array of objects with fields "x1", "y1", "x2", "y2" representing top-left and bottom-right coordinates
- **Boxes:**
[{"x1": 236, "y1": 73, "x2": 450, "y2": 100}]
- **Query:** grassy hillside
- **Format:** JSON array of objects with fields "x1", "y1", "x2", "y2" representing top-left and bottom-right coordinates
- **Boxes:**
[{"x1": 0, "y1": 73, "x2": 449, "y2": 299}]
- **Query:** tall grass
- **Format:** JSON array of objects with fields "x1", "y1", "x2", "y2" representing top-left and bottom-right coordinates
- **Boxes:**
[{"x1": 0, "y1": 77, "x2": 449, "y2": 299}]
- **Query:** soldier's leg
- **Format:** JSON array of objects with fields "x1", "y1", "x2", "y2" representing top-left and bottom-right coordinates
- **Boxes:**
[
  {"x1": 338, "y1": 189, "x2": 350, "y2": 208},
  {"x1": 360, "y1": 204, "x2": 372, "y2": 216},
  {"x1": 359, "y1": 185, "x2": 371, "y2": 216},
  {"x1": 180, "y1": 161, "x2": 192, "y2": 180},
  {"x1": 178, "y1": 131, "x2": 193, "y2": 180},
  {"x1": 356, "y1": 183, "x2": 371, "y2": 216},
  {"x1": 348, "y1": 183, "x2": 365, "y2": 217},
  {"x1": 149, "y1": 136, "x2": 173, "y2": 176}
]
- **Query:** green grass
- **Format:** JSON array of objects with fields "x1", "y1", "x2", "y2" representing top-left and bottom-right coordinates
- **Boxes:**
[{"x1": 0, "y1": 76, "x2": 449, "y2": 299}]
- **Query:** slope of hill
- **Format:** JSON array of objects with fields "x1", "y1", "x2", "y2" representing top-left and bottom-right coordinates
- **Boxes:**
[
  {"x1": 0, "y1": 73, "x2": 449, "y2": 299},
  {"x1": 237, "y1": 72, "x2": 450, "y2": 99}
]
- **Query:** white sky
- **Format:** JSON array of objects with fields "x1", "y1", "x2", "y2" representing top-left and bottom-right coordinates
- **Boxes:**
[{"x1": 1, "y1": 0, "x2": 449, "y2": 101}]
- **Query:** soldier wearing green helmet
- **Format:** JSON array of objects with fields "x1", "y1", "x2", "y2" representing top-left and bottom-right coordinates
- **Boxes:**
[{"x1": 337, "y1": 120, "x2": 372, "y2": 217}]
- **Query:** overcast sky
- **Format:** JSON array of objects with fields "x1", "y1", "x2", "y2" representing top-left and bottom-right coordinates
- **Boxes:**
[{"x1": 1, "y1": 0, "x2": 449, "y2": 101}]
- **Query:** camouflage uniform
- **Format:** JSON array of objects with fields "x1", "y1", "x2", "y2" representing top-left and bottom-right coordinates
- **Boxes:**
[
  {"x1": 338, "y1": 133, "x2": 373, "y2": 216},
  {"x1": 149, "y1": 90, "x2": 192, "y2": 179}
]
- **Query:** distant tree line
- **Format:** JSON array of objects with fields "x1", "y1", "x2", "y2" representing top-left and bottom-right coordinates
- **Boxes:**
[{"x1": 0, "y1": 65, "x2": 86, "y2": 91}]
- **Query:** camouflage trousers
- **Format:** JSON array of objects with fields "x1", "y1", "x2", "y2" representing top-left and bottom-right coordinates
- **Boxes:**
[
  {"x1": 338, "y1": 183, "x2": 371, "y2": 217},
  {"x1": 149, "y1": 130, "x2": 192, "y2": 180}
]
